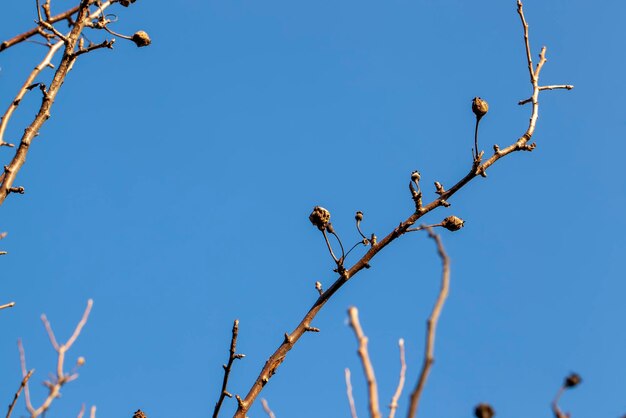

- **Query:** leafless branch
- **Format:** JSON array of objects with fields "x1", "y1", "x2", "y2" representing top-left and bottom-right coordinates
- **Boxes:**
[
  {"x1": 18, "y1": 299, "x2": 93, "y2": 418},
  {"x1": 407, "y1": 229, "x2": 450, "y2": 418},
  {"x1": 0, "y1": 2, "x2": 94, "y2": 52},
  {"x1": 348, "y1": 307, "x2": 381, "y2": 418},
  {"x1": 213, "y1": 320, "x2": 244, "y2": 418},
  {"x1": 6, "y1": 369, "x2": 34, "y2": 418},
  {"x1": 77, "y1": 404, "x2": 85, "y2": 418},
  {"x1": 260, "y1": 399, "x2": 276, "y2": 418},
  {"x1": 232, "y1": 2, "x2": 572, "y2": 415},
  {"x1": 0, "y1": 302, "x2": 16, "y2": 310},
  {"x1": 0, "y1": 0, "x2": 125, "y2": 207},
  {"x1": 345, "y1": 368, "x2": 358, "y2": 418},
  {"x1": 388, "y1": 339, "x2": 406, "y2": 418}
]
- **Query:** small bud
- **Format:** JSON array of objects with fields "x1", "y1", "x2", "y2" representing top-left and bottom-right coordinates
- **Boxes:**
[
  {"x1": 441, "y1": 215, "x2": 465, "y2": 231},
  {"x1": 411, "y1": 171, "x2": 421, "y2": 183},
  {"x1": 309, "y1": 206, "x2": 331, "y2": 231},
  {"x1": 315, "y1": 281, "x2": 323, "y2": 294},
  {"x1": 131, "y1": 31, "x2": 151, "y2": 47},
  {"x1": 434, "y1": 181, "x2": 444, "y2": 195},
  {"x1": 564, "y1": 373, "x2": 582, "y2": 388},
  {"x1": 472, "y1": 97, "x2": 489, "y2": 119},
  {"x1": 76, "y1": 356, "x2": 86, "y2": 367},
  {"x1": 355, "y1": 211, "x2": 363, "y2": 222},
  {"x1": 474, "y1": 403, "x2": 495, "y2": 418}
]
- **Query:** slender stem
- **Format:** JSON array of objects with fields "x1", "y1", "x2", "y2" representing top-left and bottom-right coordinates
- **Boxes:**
[
  {"x1": 213, "y1": 320, "x2": 243, "y2": 418},
  {"x1": 406, "y1": 229, "x2": 450, "y2": 418},
  {"x1": 388, "y1": 339, "x2": 406, "y2": 418},
  {"x1": 348, "y1": 307, "x2": 381, "y2": 418},
  {"x1": 345, "y1": 368, "x2": 359, "y2": 418},
  {"x1": 6, "y1": 369, "x2": 34, "y2": 418}
]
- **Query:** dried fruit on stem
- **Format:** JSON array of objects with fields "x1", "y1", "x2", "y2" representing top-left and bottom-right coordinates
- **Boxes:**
[
  {"x1": 309, "y1": 206, "x2": 331, "y2": 231},
  {"x1": 441, "y1": 215, "x2": 465, "y2": 231}
]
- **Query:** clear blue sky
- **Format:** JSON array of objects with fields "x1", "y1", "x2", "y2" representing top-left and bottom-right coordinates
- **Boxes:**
[{"x1": 1, "y1": 1, "x2": 625, "y2": 417}]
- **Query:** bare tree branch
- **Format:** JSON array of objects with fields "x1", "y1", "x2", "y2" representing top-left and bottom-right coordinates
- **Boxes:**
[
  {"x1": 230, "y1": 1, "x2": 572, "y2": 415},
  {"x1": 388, "y1": 339, "x2": 406, "y2": 418},
  {"x1": 348, "y1": 307, "x2": 381, "y2": 418},
  {"x1": 213, "y1": 320, "x2": 244, "y2": 418},
  {"x1": 6, "y1": 369, "x2": 34, "y2": 418},
  {"x1": 0, "y1": 302, "x2": 15, "y2": 310},
  {"x1": 0, "y1": 2, "x2": 96, "y2": 52},
  {"x1": 345, "y1": 368, "x2": 358, "y2": 418},
  {"x1": 18, "y1": 299, "x2": 93, "y2": 418},
  {"x1": 260, "y1": 399, "x2": 276, "y2": 418},
  {"x1": 0, "y1": 0, "x2": 122, "y2": 207},
  {"x1": 406, "y1": 229, "x2": 450, "y2": 418}
]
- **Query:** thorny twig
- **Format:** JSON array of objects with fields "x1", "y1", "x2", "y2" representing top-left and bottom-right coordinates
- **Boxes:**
[
  {"x1": 407, "y1": 229, "x2": 450, "y2": 418},
  {"x1": 213, "y1": 320, "x2": 244, "y2": 418},
  {"x1": 348, "y1": 307, "x2": 381, "y2": 418},
  {"x1": 19, "y1": 299, "x2": 93, "y2": 418},
  {"x1": 231, "y1": 1, "x2": 572, "y2": 415}
]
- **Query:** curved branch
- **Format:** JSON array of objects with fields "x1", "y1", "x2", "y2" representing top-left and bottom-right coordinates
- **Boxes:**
[{"x1": 232, "y1": 3, "x2": 572, "y2": 416}]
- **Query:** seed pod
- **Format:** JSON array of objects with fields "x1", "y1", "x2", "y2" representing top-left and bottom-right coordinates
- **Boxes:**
[
  {"x1": 472, "y1": 97, "x2": 489, "y2": 119},
  {"x1": 564, "y1": 373, "x2": 582, "y2": 388},
  {"x1": 355, "y1": 211, "x2": 363, "y2": 222},
  {"x1": 474, "y1": 403, "x2": 495, "y2": 418},
  {"x1": 411, "y1": 171, "x2": 421, "y2": 183},
  {"x1": 441, "y1": 215, "x2": 465, "y2": 231},
  {"x1": 131, "y1": 31, "x2": 151, "y2": 47},
  {"x1": 309, "y1": 206, "x2": 331, "y2": 231}
]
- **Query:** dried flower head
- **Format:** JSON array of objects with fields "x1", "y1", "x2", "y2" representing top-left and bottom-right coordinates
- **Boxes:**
[
  {"x1": 564, "y1": 373, "x2": 582, "y2": 388},
  {"x1": 441, "y1": 215, "x2": 465, "y2": 231},
  {"x1": 309, "y1": 206, "x2": 331, "y2": 231},
  {"x1": 472, "y1": 97, "x2": 489, "y2": 119},
  {"x1": 411, "y1": 171, "x2": 421, "y2": 183},
  {"x1": 355, "y1": 211, "x2": 363, "y2": 222},
  {"x1": 133, "y1": 410, "x2": 147, "y2": 418},
  {"x1": 474, "y1": 403, "x2": 495, "y2": 418},
  {"x1": 131, "y1": 31, "x2": 151, "y2": 47}
]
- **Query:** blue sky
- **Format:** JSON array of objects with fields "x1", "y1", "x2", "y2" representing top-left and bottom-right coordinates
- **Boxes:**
[{"x1": 1, "y1": 1, "x2": 625, "y2": 417}]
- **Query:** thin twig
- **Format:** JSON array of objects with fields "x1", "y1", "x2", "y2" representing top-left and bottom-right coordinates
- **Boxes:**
[
  {"x1": 19, "y1": 299, "x2": 94, "y2": 418},
  {"x1": 260, "y1": 399, "x2": 276, "y2": 418},
  {"x1": 388, "y1": 339, "x2": 406, "y2": 418},
  {"x1": 552, "y1": 386, "x2": 567, "y2": 418},
  {"x1": 406, "y1": 229, "x2": 450, "y2": 418},
  {"x1": 232, "y1": 3, "x2": 572, "y2": 415},
  {"x1": 90, "y1": 405, "x2": 96, "y2": 418},
  {"x1": 212, "y1": 320, "x2": 244, "y2": 418},
  {"x1": 6, "y1": 369, "x2": 34, "y2": 418},
  {"x1": 0, "y1": 1, "x2": 115, "y2": 205},
  {"x1": 348, "y1": 307, "x2": 381, "y2": 418},
  {"x1": 0, "y1": 2, "x2": 97, "y2": 52},
  {"x1": 345, "y1": 368, "x2": 358, "y2": 418},
  {"x1": 77, "y1": 404, "x2": 85, "y2": 418},
  {"x1": 0, "y1": 302, "x2": 16, "y2": 310}
]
